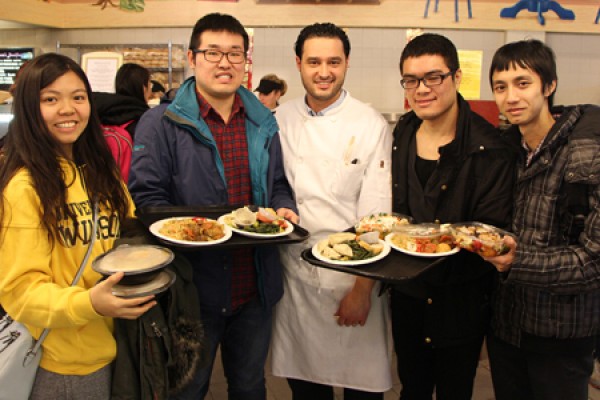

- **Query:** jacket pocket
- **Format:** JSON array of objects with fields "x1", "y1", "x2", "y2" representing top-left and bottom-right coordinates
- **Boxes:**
[{"x1": 141, "y1": 318, "x2": 170, "y2": 399}]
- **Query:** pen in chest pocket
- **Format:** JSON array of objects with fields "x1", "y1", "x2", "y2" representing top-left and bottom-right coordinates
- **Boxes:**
[{"x1": 343, "y1": 136, "x2": 355, "y2": 165}]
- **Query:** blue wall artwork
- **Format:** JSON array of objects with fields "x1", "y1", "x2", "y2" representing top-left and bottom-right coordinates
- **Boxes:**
[
  {"x1": 500, "y1": 0, "x2": 575, "y2": 25},
  {"x1": 424, "y1": 0, "x2": 473, "y2": 21}
]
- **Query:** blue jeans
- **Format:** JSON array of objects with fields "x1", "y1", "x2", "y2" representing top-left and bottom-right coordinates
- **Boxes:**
[{"x1": 171, "y1": 297, "x2": 272, "y2": 400}]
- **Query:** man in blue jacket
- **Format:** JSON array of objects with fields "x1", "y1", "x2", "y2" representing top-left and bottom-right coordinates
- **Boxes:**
[{"x1": 128, "y1": 13, "x2": 298, "y2": 400}]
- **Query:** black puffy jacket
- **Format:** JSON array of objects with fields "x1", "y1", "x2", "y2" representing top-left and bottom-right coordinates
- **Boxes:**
[{"x1": 111, "y1": 252, "x2": 207, "y2": 399}]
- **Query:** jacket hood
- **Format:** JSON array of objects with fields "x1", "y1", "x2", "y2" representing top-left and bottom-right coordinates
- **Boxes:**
[
  {"x1": 92, "y1": 92, "x2": 149, "y2": 126},
  {"x1": 165, "y1": 77, "x2": 278, "y2": 138}
]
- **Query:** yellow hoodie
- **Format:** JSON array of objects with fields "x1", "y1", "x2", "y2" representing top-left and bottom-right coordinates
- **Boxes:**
[{"x1": 0, "y1": 159, "x2": 132, "y2": 375}]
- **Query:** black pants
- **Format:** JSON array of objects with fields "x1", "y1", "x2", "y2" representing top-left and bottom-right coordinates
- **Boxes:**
[
  {"x1": 287, "y1": 378, "x2": 383, "y2": 400},
  {"x1": 487, "y1": 333, "x2": 594, "y2": 400},
  {"x1": 391, "y1": 293, "x2": 483, "y2": 400}
]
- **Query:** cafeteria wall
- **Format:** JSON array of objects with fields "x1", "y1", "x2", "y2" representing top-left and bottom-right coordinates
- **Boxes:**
[{"x1": 1, "y1": 26, "x2": 599, "y2": 112}]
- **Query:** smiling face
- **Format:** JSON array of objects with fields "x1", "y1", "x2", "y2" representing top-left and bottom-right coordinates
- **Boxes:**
[
  {"x1": 401, "y1": 54, "x2": 460, "y2": 122},
  {"x1": 296, "y1": 37, "x2": 348, "y2": 113},
  {"x1": 188, "y1": 30, "x2": 246, "y2": 104},
  {"x1": 491, "y1": 64, "x2": 556, "y2": 131},
  {"x1": 40, "y1": 70, "x2": 90, "y2": 160}
]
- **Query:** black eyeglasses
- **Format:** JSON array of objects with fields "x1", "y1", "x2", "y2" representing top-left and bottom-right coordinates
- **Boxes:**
[
  {"x1": 400, "y1": 70, "x2": 455, "y2": 90},
  {"x1": 192, "y1": 49, "x2": 246, "y2": 64}
]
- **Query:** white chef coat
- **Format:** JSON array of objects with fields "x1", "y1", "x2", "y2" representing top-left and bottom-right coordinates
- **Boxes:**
[{"x1": 271, "y1": 92, "x2": 393, "y2": 392}]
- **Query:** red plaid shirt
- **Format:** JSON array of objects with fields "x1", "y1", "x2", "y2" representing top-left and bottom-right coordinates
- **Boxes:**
[{"x1": 197, "y1": 91, "x2": 256, "y2": 310}]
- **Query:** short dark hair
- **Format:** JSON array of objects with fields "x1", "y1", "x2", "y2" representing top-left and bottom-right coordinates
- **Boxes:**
[
  {"x1": 294, "y1": 23, "x2": 350, "y2": 59},
  {"x1": 115, "y1": 63, "x2": 150, "y2": 102},
  {"x1": 489, "y1": 39, "x2": 557, "y2": 107},
  {"x1": 399, "y1": 33, "x2": 459, "y2": 75},
  {"x1": 189, "y1": 13, "x2": 249, "y2": 53}
]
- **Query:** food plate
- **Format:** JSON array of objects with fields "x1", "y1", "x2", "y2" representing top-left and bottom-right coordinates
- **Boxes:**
[
  {"x1": 311, "y1": 239, "x2": 391, "y2": 266},
  {"x1": 449, "y1": 222, "x2": 512, "y2": 257},
  {"x1": 355, "y1": 212, "x2": 412, "y2": 238},
  {"x1": 385, "y1": 233, "x2": 460, "y2": 258},
  {"x1": 111, "y1": 269, "x2": 176, "y2": 298},
  {"x1": 218, "y1": 213, "x2": 294, "y2": 239},
  {"x1": 149, "y1": 216, "x2": 232, "y2": 246}
]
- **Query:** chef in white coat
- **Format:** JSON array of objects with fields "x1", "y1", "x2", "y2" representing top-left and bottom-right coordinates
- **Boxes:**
[{"x1": 271, "y1": 22, "x2": 393, "y2": 399}]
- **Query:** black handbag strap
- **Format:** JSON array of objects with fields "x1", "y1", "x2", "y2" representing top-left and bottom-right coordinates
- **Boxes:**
[{"x1": 24, "y1": 201, "x2": 100, "y2": 364}]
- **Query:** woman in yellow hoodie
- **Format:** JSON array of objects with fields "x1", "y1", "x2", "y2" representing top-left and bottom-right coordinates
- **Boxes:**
[{"x1": 0, "y1": 53, "x2": 156, "y2": 399}]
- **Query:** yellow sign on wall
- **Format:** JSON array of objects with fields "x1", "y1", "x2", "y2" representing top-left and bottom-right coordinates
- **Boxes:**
[{"x1": 457, "y1": 49, "x2": 482, "y2": 100}]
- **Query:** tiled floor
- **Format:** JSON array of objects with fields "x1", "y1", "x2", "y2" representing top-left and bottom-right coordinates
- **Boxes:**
[{"x1": 207, "y1": 349, "x2": 600, "y2": 400}]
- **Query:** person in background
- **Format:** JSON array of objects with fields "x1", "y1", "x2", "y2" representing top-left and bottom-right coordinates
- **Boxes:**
[
  {"x1": 127, "y1": 13, "x2": 298, "y2": 400},
  {"x1": 150, "y1": 79, "x2": 166, "y2": 101},
  {"x1": 93, "y1": 62, "x2": 151, "y2": 139},
  {"x1": 93, "y1": 63, "x2": 151, "y2": 182},
  {"x1": 271, "y1": 22, "x2": 393, "y2": 400},
  {"x1": 390, "y1": 33, "x2": 516, "y2": 400},
  {"x1": 254, "y1": 73, "x2": 287, "y2": 111},
  {"x1": 486, "y1": 38, "x2": 600, "y2": 400},
  {"x1": 0, "y1": 60, "x2": 31, "y2": 152},
  {"x1": 160, "y1": 87, "x2": 179, "y2": 104},
  {"x1": 0, "y1": 53, "x2": 155, "y2": 400}
]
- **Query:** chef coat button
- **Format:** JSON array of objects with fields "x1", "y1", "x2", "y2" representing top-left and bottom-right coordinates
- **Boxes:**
[
  {"x1": 479, "y1": 145, "x2": 485, "y2": 151},
  {"x1": 427, "y1": 298, "x2": 433, "y2": 305},
  {"x1": 441, "y1": 184, "x2": 448, "y2": 191},
  {"x1": 425, "y1": 337, "x2": 432, "y2": 344},
  {"x1": 298, "y1": 199, "x2": 304, "y2": 205},
  {"x1": 434, "y1": 219, "x2": 440, "y2": 224}
]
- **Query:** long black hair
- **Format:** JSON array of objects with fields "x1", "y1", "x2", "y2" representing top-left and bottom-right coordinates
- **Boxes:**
[{"x1": 0, "y1": 53, "x2": 131, "y2": 245}]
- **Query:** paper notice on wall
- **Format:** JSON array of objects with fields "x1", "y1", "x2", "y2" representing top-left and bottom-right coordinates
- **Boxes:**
[
  {"x1": 457, "y1": 50, "x2": 482, "y2": 100},
  {"x1": 82, "y1": 52, "x2": 123, "y2": 93}
]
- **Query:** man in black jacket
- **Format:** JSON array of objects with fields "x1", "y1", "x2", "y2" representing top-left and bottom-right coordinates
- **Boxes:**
[{"x1": 390, "y1": 33, "x2": 517, "y2": 399}]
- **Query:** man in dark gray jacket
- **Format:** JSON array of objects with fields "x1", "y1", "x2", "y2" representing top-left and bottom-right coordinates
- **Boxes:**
[{"x1": 487, "y1": 39, "x2": 600, "y2": 400}]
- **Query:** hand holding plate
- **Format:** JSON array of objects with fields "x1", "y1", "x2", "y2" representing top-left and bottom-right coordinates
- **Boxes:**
[
  {"x1": 90, "y1": 272, "x2": 157, "y2": 319},
  {"x1": 483, "y1": 235, "x2": 517, "y2": 273}
]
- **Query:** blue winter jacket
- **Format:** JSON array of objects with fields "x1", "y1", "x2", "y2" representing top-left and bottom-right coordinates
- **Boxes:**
[{"x1": 128, "y1": 77, "x2": 297, "y2": 314}]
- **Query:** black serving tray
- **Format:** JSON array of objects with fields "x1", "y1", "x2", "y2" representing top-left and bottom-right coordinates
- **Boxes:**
[
  {"x1": 301, "y1": 246, "x2": 449, "y2": 283},
  {"x1": 137, "y1": 205, "x2": 310, "y2": 250}
]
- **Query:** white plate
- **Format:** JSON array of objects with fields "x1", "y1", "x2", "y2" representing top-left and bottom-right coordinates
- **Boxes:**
[
  {"x1": 385, "y1": 233, "x2": 460, "y2": 258},
  {"x1": 311, "y1": 239, "x2": 391, "y2": 266},
  {"x1": 217, "y1": 213, "x2": 294, "y2": 239},
  {"x1": 149, "y1": 217, "x2": 232, "y2": 246}
]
